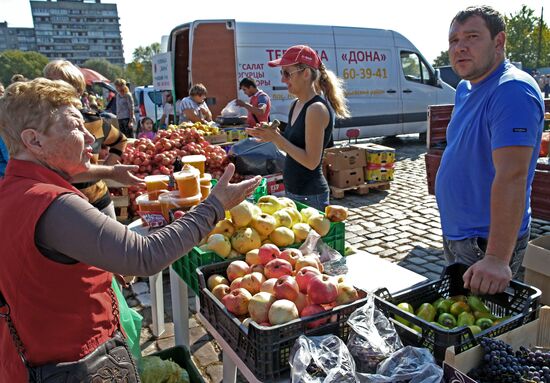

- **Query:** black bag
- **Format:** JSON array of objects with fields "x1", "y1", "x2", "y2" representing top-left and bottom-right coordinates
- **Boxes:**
[
  {"x1": 30, "y1": 331, "x2": 139, "y2": 383},
  {"x1": 228, "y1": 138, "x2": 286, "y2": 176},
  {"x1": 0, "y1": 289, "x2": 140, "y2": 383}
]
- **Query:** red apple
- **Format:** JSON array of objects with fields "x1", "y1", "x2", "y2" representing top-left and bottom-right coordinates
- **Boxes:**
[
  {"x1": 207, "y1": 274, "x2": 229, "y2": 291},
  {"x1": 273, "y1": 275, "x2": 299, "y2": 301},
  {"x1": 260, "y1": 278, "x2": 278, "y2": 294},
  {"x1": 268, "y1": 299, "x2": 299, "y2": 325},
  {"x1": 240, "y1": 272, "x2": 266, "y2": 295},
  {"x1": 335, "y1": 282, "x2": 359, "y2": 305},
  {"x1": 250, "y1": 264, "x2": 265, "y2": 275},
  {"x1": 258, "y1": 243, "x2": 281, "y2": 265},
  {"x1": 294, "y1": 255, "x2": 322, "y2": 273},
  {"x1": 264, "y1": 258, "x2": 293, "y2": 279},
  {"x1": 230, "y1": 277, "x2": 243, "y2": 291},
  {"x1": 211, "y1": 284, "x2": 230, "y2": 301},
  {"x1": 300, "y1": 304, "x2": 328, "y2": 329},
  {"x1": 222, "y1": 288, "x2": 252, "y2": 316},
  {"x1": 278, "y1": 248, "x2": 302, "y2": 267},
  {"x1": 295, "y1": 266, "x2": 322, "y2": 294},
  {"x1": 245, "y1": 249, "x2": 261, "y2": 266},
  {"x1": 294, "y1": 292, "x2": 308, "y2": 314},
  {"x1": 307, "y1": 275, "x2": 338, "y2": 305},
  {"x1": 226, "y1": 260, "x2": 250, "y2": 282},
  {"x1": 248, "y1": 292, "x2": 276, "y2": 323}
]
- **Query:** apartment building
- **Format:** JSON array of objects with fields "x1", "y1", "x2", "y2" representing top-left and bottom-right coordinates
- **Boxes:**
[{"x1": 0, "y1": 0, "x2": 125, "y2": 66}]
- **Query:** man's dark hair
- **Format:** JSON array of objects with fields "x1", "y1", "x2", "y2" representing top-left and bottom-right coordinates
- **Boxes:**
[
  {"x1": 239, "y1": 77, "x2": 257, "y2": 89},
  {"x1": 451, "y1": 5, "x2": 506, "y2": 39}
]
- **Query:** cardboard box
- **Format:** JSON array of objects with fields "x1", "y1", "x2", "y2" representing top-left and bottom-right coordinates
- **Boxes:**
[
  {"x1": 324, "y1": 147, "x2": 366, "y2": 171},
  {"x1": 444, "y1": 306, "x2": 550, "y2": 379},
  {"x1": 328, "y1": 167, "x2": 364, "y2": 188},
  {"x1": 354, "y1": 143, "x2": 395, "y2": 165},
  {"x1": 264, "y1": 173, "x2": 285, "y2": 196},
  {"x1": 523, "y1": 235, "x2": 550, "y2": 305},
  {"x1": 364, "y1": 166, "x2": 394, "y2": 183}
]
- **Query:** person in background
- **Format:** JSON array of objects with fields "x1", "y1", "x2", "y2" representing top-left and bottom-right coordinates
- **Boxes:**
[
  {"x1": 246, "y1": 45, "x2": 349, "y2": 211},
  {"x1": 237, "y1": 77, "x2": 271, "y2": 127},
  {"x1": 81, "y1": 91, "x2": 90, "y2": 109},
  {"x1": 138, "y1": 117, "x2": 155, "y2": 140},
  {"x1": 544, "y1": 75, "x2": 550, "y2": 98},
  {"x1": 114, "y1": 78, "x2": 136, "y2": 138},
  {"x1": 10, "y1": 74, "x2": 27, "y2": 84},
  {"x1": 0, "y1": 78, "x2": 261, "y2": 381},
  {"x1": 44, "y1": 60, "x2": 135, "y2": 219},
  {"x1": 177, "y1": 83, "x2": 212, "y2": 124},
  {"x1": 436, "y1": 6, "x2": 543, "y2": 295},
  {"x1": 159, "y1": 92, "x2": 175, "y2": 128},
  {"x1": 0, "y1": 82, "x2": 6, "y2": 177},
  {"x1": 0, "y1": 137, "x2": 8, "y2": 178}
]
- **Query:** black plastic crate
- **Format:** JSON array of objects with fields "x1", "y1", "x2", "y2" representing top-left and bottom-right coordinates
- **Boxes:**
[
  {"x1": 374, "y1": 263, "x2": 541, "y2": 363},
  {"x1": 197, "y1": 260, "x2": 369, "y2": 381},
  {"x1": 148, "y1": 345, "x2": 205, "y2": 383}
]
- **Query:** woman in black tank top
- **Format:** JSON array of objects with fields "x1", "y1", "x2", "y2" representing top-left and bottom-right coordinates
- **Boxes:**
[{"x1": 246, "y1": 45, "x2": 349, "y2": 211}]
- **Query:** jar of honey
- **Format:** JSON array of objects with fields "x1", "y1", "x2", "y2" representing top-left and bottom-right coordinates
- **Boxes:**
[
  {"x1": 158, "y1": 191, "x2": 201, "y2": 222},
  {"x1": 181, "y1": 155, "x2": 206, "y2": 176},
  {"x1": 200, "y1": 173, "x2": 212, "y2": 201},
  {"x1": 174, "y1": 165, "x2": 200, "y2": 198},
  {"x1": 144, "y1": 175, "x2": 170, "y2": 200},
  {"x1": 136, "y1": 193, "x2": 162, "y2": 213}
]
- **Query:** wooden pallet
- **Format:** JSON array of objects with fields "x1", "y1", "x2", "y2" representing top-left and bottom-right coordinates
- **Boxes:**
[
  {"x1": 329, "y1": 181, "x2": 390, "y2": 199},
  {"x1": 111, "y1": 188, "x2": 129, "y2": 222}
]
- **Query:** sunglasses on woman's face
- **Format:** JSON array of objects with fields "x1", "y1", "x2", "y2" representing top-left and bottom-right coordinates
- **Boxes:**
[{"x1": 280, "y1": 68, "x2": 305, "y2": 79}]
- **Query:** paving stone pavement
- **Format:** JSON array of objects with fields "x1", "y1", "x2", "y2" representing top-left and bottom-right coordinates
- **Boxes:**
[{"x1": 128, "y1": 135, "x2": 550, "y2": 382}]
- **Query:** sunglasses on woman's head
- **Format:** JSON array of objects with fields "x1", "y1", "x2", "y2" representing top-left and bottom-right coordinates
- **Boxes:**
[{"x1": 280, "y1": 68, "x2": 305, "y2": 79}]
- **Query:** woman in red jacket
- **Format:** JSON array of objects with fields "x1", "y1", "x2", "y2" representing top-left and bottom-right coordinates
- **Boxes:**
[{"x1": 0, "y1": 78, "x2": 260, "y2": 382}]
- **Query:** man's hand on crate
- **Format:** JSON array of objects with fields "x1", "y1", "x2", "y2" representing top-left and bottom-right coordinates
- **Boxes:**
[
  {"x1": 211, "y1": 163, "x2": 261, "y2": 210},
  {"x1": 463, "y1": 254, "x2": 512, "y2": 295}
]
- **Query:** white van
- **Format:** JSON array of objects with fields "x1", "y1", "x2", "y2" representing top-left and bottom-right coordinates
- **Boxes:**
[
  {"x1": 134, "y1": 85, "x2": 164, "y2": 123},
  {"x1": 168, "y1": 20, "x2": 455, "y2": 139}
]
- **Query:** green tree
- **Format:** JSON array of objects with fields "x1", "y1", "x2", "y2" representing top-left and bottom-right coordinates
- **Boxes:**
[
  {"x1": 132, "y1": 42, "x2": 161, "y2": 63},
  {"x1": 0, "y1": 50, "x2": 49, "y2": 85},
  {"x1": 505, "y1": 5, "x2": 550, "y2": 68},
  {"x1": 125, "y1": 61, "x2": 152, "y2": 86},
  {"x1": 125, "y1": 42, "x2": 161, "y2": 86},
  {"x1": 82, "y1": 58, "x2": 124, "y2": 82},
  {"x1": 433, "y1": 51, "x2": 450, "y2": 67}
]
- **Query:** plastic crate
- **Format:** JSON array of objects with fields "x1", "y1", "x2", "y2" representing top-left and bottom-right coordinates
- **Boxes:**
[
  {"x1": 172, "y1": 198, "x2": 345, "y2": 294},
  {"x1": 173, "y1": 247, "x2": 225, "y2": 295},
  {"x1": 294, "y1": 200, "x2": 345, "y2": 255},
  {"x1": 148, "y1": 345, "x2": 205, "y2": 383},
  {"x1": 210, "y1": 177, "x2": 267, "y2": 203},
  {"x1": 197, "y1": 260, "x2": 369, "y2": 381},
  {"x1": 374, "y1": 263, "x2": 541, "y2": 363}
]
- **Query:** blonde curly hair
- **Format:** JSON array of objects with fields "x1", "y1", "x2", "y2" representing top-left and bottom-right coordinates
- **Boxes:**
[{"x1": 0, "y1": 78, "x2": 81, "y2": 155}]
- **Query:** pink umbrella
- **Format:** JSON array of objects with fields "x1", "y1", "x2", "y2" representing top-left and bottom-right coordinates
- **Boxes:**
[{"x1": 79, "y1": 67, "x2": 110, "y2": 86}]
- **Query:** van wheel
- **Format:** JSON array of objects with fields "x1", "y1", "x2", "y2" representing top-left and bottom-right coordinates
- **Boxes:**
[{"x1": 419, "y1": 132, "x2": 427, "y2": 142}]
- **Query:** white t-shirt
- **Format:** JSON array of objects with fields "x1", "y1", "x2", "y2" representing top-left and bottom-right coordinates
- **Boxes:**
[
  {"x1": 163, "y1": 103, "x2": 174, "y2": 125},
  {"x1": 177, "y1": 96, "x2": 210, "y2": 122}
]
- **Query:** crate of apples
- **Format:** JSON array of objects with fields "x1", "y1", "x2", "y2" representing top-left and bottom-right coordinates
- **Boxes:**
[{"x1": 196, "y1": 244, "x2": 368, "y2": 381}]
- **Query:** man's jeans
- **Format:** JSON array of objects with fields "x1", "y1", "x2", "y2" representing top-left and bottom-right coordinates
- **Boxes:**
[{"x1": 442, "y1": 231, "x2": 530, "y2": 278}]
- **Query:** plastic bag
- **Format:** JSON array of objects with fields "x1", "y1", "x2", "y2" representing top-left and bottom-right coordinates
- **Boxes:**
[
  {"x1": 290, "y1": 335, "x2": 357, "y2": 383},
  {"x1": 221, "y1": 99, "x2": 246, "y2": 117},
  {"x1": 346, "y1": 295, "x2": 403, "y2": 373},
  {"x1": 111, "y1": 277, "x2": 143, "y2": 363},
  {"x1": 299, "y1": 230, "x2": 347, "y2": 276},
  {"x1": 228, "y1": 138, "x2": 286, "y2": 175},
  {"x1": 356, "y1": 346, "x2": 443, "y2": 383}
]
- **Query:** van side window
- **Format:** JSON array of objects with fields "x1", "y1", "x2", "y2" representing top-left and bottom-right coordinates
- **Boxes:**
[{"x1": 400, "y1": 51, "x2": 433, "y2": 85}]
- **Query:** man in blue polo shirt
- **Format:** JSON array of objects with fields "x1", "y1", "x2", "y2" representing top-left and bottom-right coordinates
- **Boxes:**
[{"x1": 436, "y1": 6, "x2": 544, "y2": 295}]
